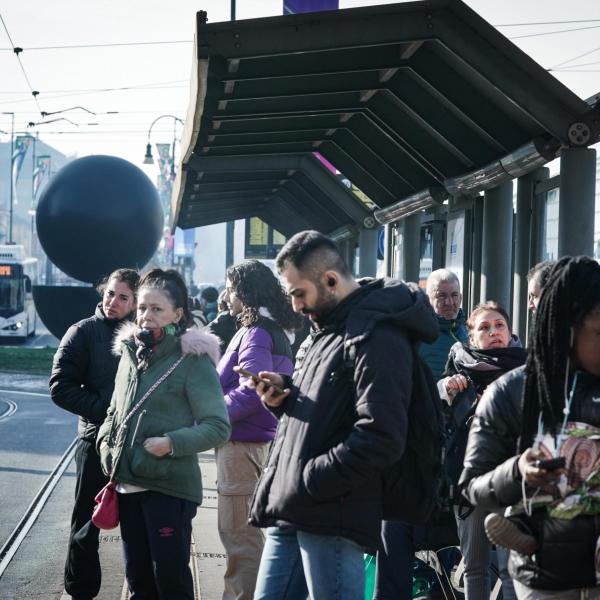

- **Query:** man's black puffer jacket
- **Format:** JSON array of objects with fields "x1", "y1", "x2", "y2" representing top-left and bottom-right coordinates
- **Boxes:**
[
  {"x1": 49, "y1": 303, "x2": 126, "y2": 442},
  {"x1": 249, "y1": 279, "x2": 439, "y2": 552},
  {"x1": 460, "y1": 365, "x2": 600, "y2": 591}
]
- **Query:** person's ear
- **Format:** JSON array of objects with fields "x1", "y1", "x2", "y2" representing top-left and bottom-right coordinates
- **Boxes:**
[
  {"x1": 323, "y1": 271, "x2": 337, "y2": 288},
  {"x1": 174, "y1": 307, "x2": 184, "y2": 324}
]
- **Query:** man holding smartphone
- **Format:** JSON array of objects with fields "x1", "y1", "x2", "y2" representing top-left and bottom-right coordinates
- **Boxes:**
[{"x1": 248, "y1": 230, "x2": 439, "y2": 600}]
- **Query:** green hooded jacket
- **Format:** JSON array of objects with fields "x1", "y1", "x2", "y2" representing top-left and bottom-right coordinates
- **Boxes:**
[{"x1": 97, "y1": 323, "x2": 231, "y2": 504}]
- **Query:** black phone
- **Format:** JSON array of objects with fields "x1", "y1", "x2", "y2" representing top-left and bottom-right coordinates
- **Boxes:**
[
  {"x1": 534, "y1": 456, "x2": 566, "y2": 471},
  {"x1": 233, "y1": 366, "x2": 284, "y2": 394}
]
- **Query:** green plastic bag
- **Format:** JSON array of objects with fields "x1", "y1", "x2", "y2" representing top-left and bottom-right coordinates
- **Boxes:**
[
  {"x1": 364, "y1": 553, "x2": 376, "y2": 599},
  {"x1": 364, "y1": 553, "x2": 434, "y2": 600}
]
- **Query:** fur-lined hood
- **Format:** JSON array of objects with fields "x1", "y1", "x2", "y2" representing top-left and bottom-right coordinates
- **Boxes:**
[{"x1": 112, "y1": 322, "x2": 221, "y2": 366}]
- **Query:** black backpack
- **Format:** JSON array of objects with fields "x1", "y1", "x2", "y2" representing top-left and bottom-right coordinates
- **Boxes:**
[{"x1": 344, "y1": 337, "x2": 450, "y2": 525}]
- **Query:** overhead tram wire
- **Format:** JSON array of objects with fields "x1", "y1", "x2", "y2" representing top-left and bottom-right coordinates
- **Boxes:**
[
  {"x1": 0, "y1": 39, "x2": 193, "y2": 51},
  {"x1": 0, "y1": 18, "x2": 599, "y2": 52},
  {"x1": 0, "y1": 79, "x2": 188, "y2": 94},
  {"x1": 0, "y1": 12, "x2": 44, "y2": 116},
  {"x1": 508, "y1": 24, "x2": 600, "y2": 40},
  {"x1": 0, "y1": 82, "x2": 188, "y2": 106},
  {"x1": 496, "y1": 19, "x2": 600, "y2": 27},
  {"x1": 550, "y1": 44, "x2": 600, "y2": 71}
]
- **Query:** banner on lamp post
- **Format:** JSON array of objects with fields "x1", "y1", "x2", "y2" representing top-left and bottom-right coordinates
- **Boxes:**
[
  {"x1": 12, "y1": 136, "x2": 33, "y2": 204},
  {"x1": 33, "y1": 155, "x2": 51, "y2": 200}
]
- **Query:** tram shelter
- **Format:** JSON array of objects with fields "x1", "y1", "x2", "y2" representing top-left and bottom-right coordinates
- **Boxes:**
[{"x1": 172, "y1": 0, "x2": 600, "y2": 341}]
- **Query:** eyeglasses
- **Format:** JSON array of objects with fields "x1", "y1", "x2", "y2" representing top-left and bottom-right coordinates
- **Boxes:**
[{"x1": 434, "y1": 293, "x2": 460, "y2": 303}]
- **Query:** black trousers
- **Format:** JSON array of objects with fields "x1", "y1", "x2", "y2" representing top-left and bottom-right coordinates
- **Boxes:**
[
  {"x1": 119, "y1": 490, "x2": 197, "y2": 600},
  {"x1": 64, "y1": 438, "x2": 109, "y2": 599}
]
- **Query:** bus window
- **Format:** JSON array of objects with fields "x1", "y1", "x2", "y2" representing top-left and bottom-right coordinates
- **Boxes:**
[{"x1": 0, "y1": 264, "x2": 24, "y2": 316}]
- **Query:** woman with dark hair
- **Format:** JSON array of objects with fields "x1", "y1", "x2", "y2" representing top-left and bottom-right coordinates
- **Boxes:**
[
  {"x1": 461, "y1": 256, "x2": 600, "y2": 599},
  {"x1": 97, "y1": 268, "x2": 231, "y2": 599},
  {"x1": 50, "y1": 268, "x2": 139, "y2": 600},
  {"x1": 439, "y1": 301, "x2": 526, "y2": 600},
  {"x1": 216, "y1": 260, "x2": 302, "y2": 600}
]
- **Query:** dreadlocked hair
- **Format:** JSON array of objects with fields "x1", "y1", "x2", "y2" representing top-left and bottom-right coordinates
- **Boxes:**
[
  {"x1": 226, "y1": 260, "x2": 303, "y2": 332},
  {"x1": 519, "y1": 256, "x2": 600, "y2": 452}
]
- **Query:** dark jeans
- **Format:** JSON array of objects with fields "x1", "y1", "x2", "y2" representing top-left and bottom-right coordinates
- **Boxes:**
[
  {"x1": 64, "y1": 438, "x2": 109, "y2": 599},
  {"x1": 119, "y1": 490, "x2": 197, "y2": 600},
  {"x1": 375, "y1": 521, "x2": 428, "y2": 600}
]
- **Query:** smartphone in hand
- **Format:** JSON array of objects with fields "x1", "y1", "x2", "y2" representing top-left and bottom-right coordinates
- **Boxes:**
[
  {"x1": 534, "y1": 457, "x2": 566, "y2": 471},
  {"x1": 233, "y1": 366, "x2": 284, "y2": 394}
]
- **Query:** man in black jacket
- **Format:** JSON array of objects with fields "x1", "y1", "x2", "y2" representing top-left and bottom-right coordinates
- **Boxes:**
[
  {"x1": 249, "y1": 231, "x2": 438, "y2": 600},
  {"x1": 50, "y1": 269, "x2": 138, "y2": 600}
]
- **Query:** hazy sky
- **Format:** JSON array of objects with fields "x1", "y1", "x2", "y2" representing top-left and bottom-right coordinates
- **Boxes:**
[{"x1": 1, "y1": 0, "x2": 599, "y2": 182}]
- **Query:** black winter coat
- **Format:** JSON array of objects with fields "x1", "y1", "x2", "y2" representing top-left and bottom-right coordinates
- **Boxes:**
[
  {"x1": 460, "y1": 365, "x2": 600, "y2": 590},
  {"x1": 249, "y1": 278, "x2": 439, "y2": 552},
  {"x1": 49, "y1": 304, "x2": 128, "y2": 441},
  {"x1": 207, "y1": 310, "x2": 238, "y2": 355}
]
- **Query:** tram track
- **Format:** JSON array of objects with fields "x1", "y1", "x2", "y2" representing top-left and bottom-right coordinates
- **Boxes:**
[
  {"x1": 0, "y1": 437, "x2": 78, "y2": 578},
  {"x1": 0, "y1": 399, "x2": 17, "y2": 422}
]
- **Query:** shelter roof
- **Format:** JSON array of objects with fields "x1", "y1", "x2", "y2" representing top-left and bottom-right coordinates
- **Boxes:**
[{"x1": 173, "y1": 0, "x2": 599, "y2": 233}]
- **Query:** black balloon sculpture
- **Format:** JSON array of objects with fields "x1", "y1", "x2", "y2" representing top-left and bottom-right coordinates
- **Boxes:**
[{"x1": 34, "y1": 155, "x2": 164, "y2": 338}]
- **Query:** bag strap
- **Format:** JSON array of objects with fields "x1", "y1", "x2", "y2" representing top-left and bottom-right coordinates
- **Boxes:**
[{"x1": 119, "y1": 354, "x2": 185, "y2": 432}]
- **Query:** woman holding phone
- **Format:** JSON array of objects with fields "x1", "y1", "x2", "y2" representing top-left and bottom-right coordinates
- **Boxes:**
[
  {"x1": 216, "y1": 260, "x2": 302, "y2": 600},
  {"x1": 460, "y1": 256, "x2": 600, "y2": 599}
]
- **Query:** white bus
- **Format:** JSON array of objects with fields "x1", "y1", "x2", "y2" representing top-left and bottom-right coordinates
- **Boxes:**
[{"x1": 0, "y1": 245, "x2": 38, "y2": 339}]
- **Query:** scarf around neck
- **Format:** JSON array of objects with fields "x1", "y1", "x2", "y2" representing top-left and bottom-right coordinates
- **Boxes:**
[
  {"x1": 447, "y1": 341, "x2": 526, "y2": 395},
  {"x1": 134, "y1": 324, "x2": 177, "y2": 370}
]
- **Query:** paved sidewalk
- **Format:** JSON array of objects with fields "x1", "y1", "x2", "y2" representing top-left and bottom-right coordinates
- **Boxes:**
[{"x1": 193, "y1": 451, "x2": 227, "y2": 600}]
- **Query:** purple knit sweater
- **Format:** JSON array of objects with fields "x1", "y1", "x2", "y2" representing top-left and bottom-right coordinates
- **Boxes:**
[{"x1": 217, "y1": 323, "x2": 294, "y2": 442}]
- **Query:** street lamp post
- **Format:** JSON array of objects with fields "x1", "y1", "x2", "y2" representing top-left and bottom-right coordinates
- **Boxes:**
[
  {"x1": 143, "y1": 114, "x2": 184, "y2": 173},
  {"x1": 1, "y1": 112, "x2": 15, "y2": 244},
  {"x1": 142, "y1": 114, "x2": 184, "y2": 269}
]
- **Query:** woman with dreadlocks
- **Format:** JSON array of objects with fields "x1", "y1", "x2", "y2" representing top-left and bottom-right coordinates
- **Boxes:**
[
  {"x1": 460, "y1": 256, "x2": 600, "y2": 599},
  {"x1": 216, "y1": 260, "x2": 303, "y2": 600}
]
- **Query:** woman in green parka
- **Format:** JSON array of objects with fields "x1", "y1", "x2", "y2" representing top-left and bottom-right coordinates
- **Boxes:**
[{"x1": 97, "y1": 268, "x2": 231, "y2": 600}]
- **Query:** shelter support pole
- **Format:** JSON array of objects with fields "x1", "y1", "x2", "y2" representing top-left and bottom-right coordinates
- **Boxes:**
[
  {"x1": 431, "y1": 205, "x2": 446, "y2": 271},
  {"x1": 469, "y1": 196, "x2": 483, "y2": 313},
  {"x1": 383, "y1": 223, "x2": 393, "y2": 277},
  {"x1": 358, "y1": 228, "x2": 378, "y2": 277},
  {"x1": 481, "y1": 180, "x2": 513, "y2": 310},
  {"x1": 558, "y1": 147, "x2": 597, "y2": 257},
  {"x1": 338, "y1": 238, "x2": 355, "y2": 272},
  {"x1": 513, "y1": 167, "x2": 549, "y2": 342},
  {"x1": 403, "y1": 213, "x2": 421, "y2": 284}
]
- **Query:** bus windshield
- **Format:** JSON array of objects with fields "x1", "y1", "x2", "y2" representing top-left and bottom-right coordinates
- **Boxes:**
[{"x1": 0, "y1": 263, "x2": 23, "y2": 316}]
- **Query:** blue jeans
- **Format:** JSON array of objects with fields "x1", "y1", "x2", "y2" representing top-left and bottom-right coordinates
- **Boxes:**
[{"x1": 254, "y1": 526, "x2": 365, "y2": 600}]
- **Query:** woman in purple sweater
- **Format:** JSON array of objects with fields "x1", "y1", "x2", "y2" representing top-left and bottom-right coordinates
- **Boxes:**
[{"x1": 216, "y1": 260, "x2": 302, "y2": 600}]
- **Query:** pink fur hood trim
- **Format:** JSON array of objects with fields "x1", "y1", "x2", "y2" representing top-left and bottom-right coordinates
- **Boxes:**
[{"x1": 112, "y1": 322, "x2": 221, "y2": 366}]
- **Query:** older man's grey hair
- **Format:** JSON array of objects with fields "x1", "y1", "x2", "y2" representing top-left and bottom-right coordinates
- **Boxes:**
[{"x1": 426, "y1": 269, "x2": 460, "y2": 296}]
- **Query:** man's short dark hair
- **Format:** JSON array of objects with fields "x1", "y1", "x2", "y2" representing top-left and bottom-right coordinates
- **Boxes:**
[
  {"x1": 201, "y1": 286, "x2": 219, "y2": 304},
  {"x1": 276, "y1": 230, "x2": 350, "y2": 281}
]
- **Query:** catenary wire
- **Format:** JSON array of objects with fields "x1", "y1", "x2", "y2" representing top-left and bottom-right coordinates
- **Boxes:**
[{"x1": 0, "y1": 12, "x2": 44, "y2": 115}]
